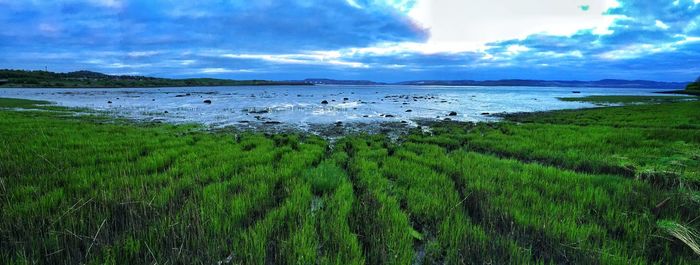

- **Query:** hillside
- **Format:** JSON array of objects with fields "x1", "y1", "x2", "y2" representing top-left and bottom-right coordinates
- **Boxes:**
[
  {"x1": 396, "y1": 79, "x2": 689, "y2": 89},
  {"x1": 0, "y1": 69, "x2": 307, "y2": 88},
  {"x1": 687, "y1": 77, "x2": 699, "y2": 90}
]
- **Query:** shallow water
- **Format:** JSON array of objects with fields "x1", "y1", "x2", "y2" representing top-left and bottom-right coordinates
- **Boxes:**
[{"x1": 0, "y1": 85, "x2": 678, "y2": 129}]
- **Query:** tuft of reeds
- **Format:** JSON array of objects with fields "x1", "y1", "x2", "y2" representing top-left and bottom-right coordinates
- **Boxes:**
[{"x1": 658, "y1": 220, "x2": 700, "y2": 256}]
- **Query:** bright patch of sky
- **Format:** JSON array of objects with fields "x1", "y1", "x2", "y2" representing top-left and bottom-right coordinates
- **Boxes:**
[{"x1": 405, "y1": 0, "x2": 620, "y2": 53}]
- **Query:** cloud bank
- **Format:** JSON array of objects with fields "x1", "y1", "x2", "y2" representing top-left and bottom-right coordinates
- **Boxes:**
[{"x1": 0, "y1": 0, "x2": 698, "y2": 81}]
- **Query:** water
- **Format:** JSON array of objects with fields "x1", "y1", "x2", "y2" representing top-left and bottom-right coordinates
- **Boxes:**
[{"x1": 0, "y1": 85, "x2": 678, "y2": 129}]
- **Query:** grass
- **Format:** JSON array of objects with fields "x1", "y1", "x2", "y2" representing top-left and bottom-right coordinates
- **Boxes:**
[
  {"x1": 559, "y1": 95, "x2": 696, "y2": 105},
  {"x1": 1, "y1": 96, "x2": 699, "y2": 264}
]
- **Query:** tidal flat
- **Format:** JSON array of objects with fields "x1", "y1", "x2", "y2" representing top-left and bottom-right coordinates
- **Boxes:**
[
  {"x1": 1, "y1": 95, "x2": 699, "y2": 264},
  {"x1": 0, "y1": 85, "x2": 682, "y2": 133}
]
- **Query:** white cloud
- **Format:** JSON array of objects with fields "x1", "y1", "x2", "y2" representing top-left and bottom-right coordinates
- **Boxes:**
[
  {"x1": 89, "y1": 0, "x2": 124, "y2": 9},
  {"x1": 598, "y1": 35, "x2": 700, "y2": 60},
  {"x1": 199, "y1": 68, "x2": 254, "y2": 74},
  {"x1": 127, "y1": 51, "x2": 161, "y2": 58},
  {"x1": 106, "y1": 62, "x2": 152, "y2": 68},
  {"x1": 178, "y1": 60, "x2": 196, "y2": 66},
  {"x1": 655, "y1": 20, "x2": 670, "y2": 30},
  {"x1": 406, "y1": 0, "x2": 621, "y2": 53},
  {"x1": 536, "y1": 50, "x2": 585, "y2": 58},
  {"x1": 346, "y1": 0, "x2": 362, "y2": 9},
  {"x1": 506, "y1": 45, "x2": 530, "y2": 55},
  {"x1": 221, "y1": 52, "x2": 368, "y2": 68},
  {"x1": 598, "y1": 43, "x2": 675, "y2": 60}
]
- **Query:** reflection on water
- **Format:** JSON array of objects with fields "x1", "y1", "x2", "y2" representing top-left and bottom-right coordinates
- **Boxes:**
[{"x1": 0, "y1": 85, "x2": 675, "y2": 129}]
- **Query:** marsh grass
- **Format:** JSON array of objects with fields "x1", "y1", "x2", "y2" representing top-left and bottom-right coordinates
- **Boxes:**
[
  {"x1": 658, "y1": 220, "x2": 700, "y2": 256},
  {"x1": 559, "y1": 95, "x2": 696, "y2": 105},
  {"x1": 1, "y1": 97, "x2": 699, "y2": 264}
]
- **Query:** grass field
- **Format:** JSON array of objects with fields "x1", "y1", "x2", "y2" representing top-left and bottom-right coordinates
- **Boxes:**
[
  {"x1": 1, "y1": 96, "x2": 699, "y2": 264},
  {"x1": 558, "y1": 95, "x2": 695, "y2": 105}
]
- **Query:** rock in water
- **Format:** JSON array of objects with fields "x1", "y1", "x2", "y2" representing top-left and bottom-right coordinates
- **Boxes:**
[
  {"x1": 448, "y1": 111, "x2": 457, "y2": 116},
  {"x1": 203, "y1": 100, "x2": 212, "y2": 104}
]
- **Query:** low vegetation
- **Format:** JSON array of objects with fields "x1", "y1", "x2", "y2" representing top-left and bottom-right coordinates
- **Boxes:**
[
  {"x1": 1, "y1": 96, "x2": 699, "y2": 264},
  {"x1": 0, "y1": 69, "x2": 308, "y2": 88},
  {"x1": 687, "y1": 77, "x2": 700, "y2": 91},
  {"x1": 559, "y1": 95, "x2": 695, "y2": 105}
]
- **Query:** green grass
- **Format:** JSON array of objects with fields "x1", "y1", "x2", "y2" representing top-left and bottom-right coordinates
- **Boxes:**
[
  {"x1": 1, "y1": 97, "x2": 700, "y2": 264},
  {"x1": 558, "y1": 95, "x2": 696, "y2": 105},
  {"x1": 0, "y1": 97, "x2": 52, "y2": 108}
]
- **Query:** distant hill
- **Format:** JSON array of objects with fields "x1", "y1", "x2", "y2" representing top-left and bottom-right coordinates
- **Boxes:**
[
  {"x1": 304, "y1": 78, "x2": 386, "y2": 85},
  {"x1": 687, "y1": 76, "x2": 699, "y2": 90},
  {"x1": 0, "y1": 69, "x2": 308, "y2": 88},
  {"x1": 395, "y1": 79, "x2": 689, "y2": 89},
  {"x1": 0, "y1": 69, "x2": 691, "y2": 90},
  {"x1": 300, "y1": 78, "x2": 688, "y2": 89}
]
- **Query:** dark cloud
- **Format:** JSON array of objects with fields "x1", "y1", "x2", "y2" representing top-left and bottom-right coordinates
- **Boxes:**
[
  {"x1": 0, "y1": 0, "x2": 698, "y2": 82},
  {"x1": 0, "y1": 0, "x2": 427, "y2": 52}
]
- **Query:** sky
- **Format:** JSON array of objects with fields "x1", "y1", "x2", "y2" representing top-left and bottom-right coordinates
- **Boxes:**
[{"x1": 0, "y1": 0, "x2": 699, "y2": 82}]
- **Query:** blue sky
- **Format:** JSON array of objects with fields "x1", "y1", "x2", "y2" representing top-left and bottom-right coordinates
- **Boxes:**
[{"x1": 0, "y1": 0, "x2": 698, "y2": 82}]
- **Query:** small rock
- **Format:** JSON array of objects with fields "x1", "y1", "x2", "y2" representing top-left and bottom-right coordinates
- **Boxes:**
[
  {"x1": 384, "y1": 114, "x2": 395, "y2": 118},
  {"x1": 363, "y1": 115, "x2": 369, "y2": 118},
  {"x1": 264, "y1": 121, "x2": 281, "y2": 124},
  {"x1": 152, "y1": 99, "x2": 155, "y2": 101},
  {"x1": 164, "y1": 111, "x2": 169, "y2": 114},
  {"x1": 405, "y1": 109, "x2": 412, "y2": 112},
  {"x1": 107, "y1": 101, "x2": 112, "y2": 104},
  {"x1": 335, "y1": 121, "x2": 343, "y2": 126},
  {"x1": 448, "y1": 111, "x2": 457, "y2": 116},
  {"x1": 249, "y1": 109, "x2": 269, "y2": 114},
  {"x1": 481, "y1": 112, "x2": 490, "y2": 115},
  {"x1": 321, "y1": 100, "x2": 329, "y2": 104},
  {"x1": 401, "y1": 121, "x2": 408, "y2": 124},
  {"x1": 343, "y1": 97, "x2": 349, "y2": 101},
  {"x1": 203, "y1": 100, "x2": 212, "y2": 104}
]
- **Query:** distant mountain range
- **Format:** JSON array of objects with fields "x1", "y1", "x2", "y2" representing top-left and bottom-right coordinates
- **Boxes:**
[
  {"x1": 305, "y1": 78, "x2": 689, "y2": 90},
  {"x1": 0, "y1": 69, "x2": 691, "y2": 90}
]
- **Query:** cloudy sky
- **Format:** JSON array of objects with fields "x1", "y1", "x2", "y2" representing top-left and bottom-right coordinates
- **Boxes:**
[{"x1": 0, "y1": 0, "x2": 699, "y2": 81}]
